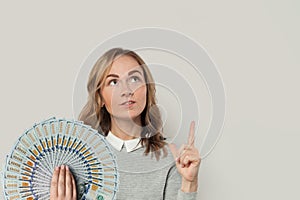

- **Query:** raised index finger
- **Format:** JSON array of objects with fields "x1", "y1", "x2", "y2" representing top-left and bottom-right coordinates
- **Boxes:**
[{"x1": 188, "y1": 121, "x2": 195, "y2": 146}]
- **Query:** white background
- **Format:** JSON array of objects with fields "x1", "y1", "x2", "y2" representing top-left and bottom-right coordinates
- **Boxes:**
[{"x1": 0, "y1": 1, "x2": 299, "y2": 199}]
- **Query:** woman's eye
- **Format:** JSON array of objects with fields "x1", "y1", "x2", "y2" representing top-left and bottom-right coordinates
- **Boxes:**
[
  {"x1": 108, "y1": 79, "x2": 118, "y2": 86},
  {"x1": 130, "y1": 76, "x2": 140, "y2": 83}
]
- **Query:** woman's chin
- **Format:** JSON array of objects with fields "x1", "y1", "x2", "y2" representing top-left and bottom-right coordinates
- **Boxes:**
[{"x1": 113, "y1": 113, "x2": 142, "y2": 122}]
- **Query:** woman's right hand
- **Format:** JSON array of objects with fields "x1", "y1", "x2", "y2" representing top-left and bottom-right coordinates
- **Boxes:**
[{"x1": 50, "y1": 165, "x2": 77, "y2": 200}]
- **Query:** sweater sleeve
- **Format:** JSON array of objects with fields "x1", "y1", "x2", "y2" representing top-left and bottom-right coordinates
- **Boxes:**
[{"x1": 164, "y1": 164, "x2": 198, "y2": 200}]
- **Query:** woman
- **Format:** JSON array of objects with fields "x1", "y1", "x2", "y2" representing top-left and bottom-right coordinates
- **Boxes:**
[{"x1": 50, "y1": 48, "x2": 201, "y2": 200}]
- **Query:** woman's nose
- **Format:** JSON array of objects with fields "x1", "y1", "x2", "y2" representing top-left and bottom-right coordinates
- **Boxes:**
[{"x1": 120, "y1": 82, "x2": 133, "y2": 97}]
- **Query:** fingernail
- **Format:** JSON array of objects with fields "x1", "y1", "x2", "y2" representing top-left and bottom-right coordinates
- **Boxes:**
[
  {"x1": 55, "y1": 166, "x2": 59, "y2": 171},
  {"x1": 61, "y1": 165, "x2": 64, "y2": 169},
  {"x1": 66, "y1": 165, "x2": 69, "y2": 171}
]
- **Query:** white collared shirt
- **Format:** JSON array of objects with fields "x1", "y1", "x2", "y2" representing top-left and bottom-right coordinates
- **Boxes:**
[{"x1": 106, "y1": 131, "x2": 142, "y2": 152}]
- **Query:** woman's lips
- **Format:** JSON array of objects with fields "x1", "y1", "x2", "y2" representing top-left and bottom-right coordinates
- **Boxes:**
[{"x1": 120, "y1": 100, "x2": 136, "y2": 106}]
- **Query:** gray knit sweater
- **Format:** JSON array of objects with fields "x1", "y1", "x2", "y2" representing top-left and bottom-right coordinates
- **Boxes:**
[{"x1": 109, "y1": 144, "x2": 198, "y2": 200}]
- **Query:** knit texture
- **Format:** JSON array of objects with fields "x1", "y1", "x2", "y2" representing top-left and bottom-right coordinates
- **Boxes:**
[{"x1": 109, "y1": 143, "x2": 198, "y2": 200}]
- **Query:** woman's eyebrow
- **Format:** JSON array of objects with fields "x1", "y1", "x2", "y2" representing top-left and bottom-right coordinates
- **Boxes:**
[
  {"x1": 128, "y1": 70, "x2": 143, "y2": 76},
  {"x1": 106, "y1": 74, "x2": 119, "y2": 79}
]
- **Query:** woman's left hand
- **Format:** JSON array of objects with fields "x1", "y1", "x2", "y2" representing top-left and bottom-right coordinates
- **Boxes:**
[{"x1": 169, "y1": 121, "x2": 201, "y2": 191}]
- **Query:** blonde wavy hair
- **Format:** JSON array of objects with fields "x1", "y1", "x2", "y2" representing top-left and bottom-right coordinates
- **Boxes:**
[{"x1": 78, "y1": 48, "x2": 167, "y2": 160}]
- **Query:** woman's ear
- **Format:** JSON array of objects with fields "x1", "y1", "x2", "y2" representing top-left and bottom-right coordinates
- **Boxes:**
[{"x1": 98, "y1": 91, "x2": 105, "y2": 107}]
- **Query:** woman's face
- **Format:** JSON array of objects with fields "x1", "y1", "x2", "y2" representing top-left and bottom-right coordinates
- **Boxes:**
[{"x1": 101, "y1": 55, "x2": 147, "y2": 122}]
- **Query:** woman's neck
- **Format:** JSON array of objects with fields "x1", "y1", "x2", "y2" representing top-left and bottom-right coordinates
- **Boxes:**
[{"x1": 110, "y1": 117, "x2": 142, "y2": 140}]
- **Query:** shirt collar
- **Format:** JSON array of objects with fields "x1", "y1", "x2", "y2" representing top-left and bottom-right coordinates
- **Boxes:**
[{"x1": 106, "y1": 131, "x2": 142, "y2": 152}]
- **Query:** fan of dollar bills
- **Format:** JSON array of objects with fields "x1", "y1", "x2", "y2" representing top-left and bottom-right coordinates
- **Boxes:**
[{"x1": 3, "y1": 117, "x2": 119, "y2": 200}]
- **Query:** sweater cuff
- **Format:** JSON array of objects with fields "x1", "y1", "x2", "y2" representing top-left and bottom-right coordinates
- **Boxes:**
[{"x1": 177, "y1": 189, "x2": 198, "y2": 200}]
